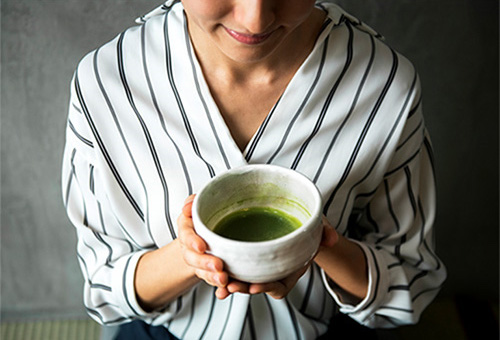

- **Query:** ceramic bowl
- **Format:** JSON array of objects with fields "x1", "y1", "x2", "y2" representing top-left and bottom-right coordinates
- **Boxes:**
[{"x1": 192, "y1": 164, "x2": 323, "y2": 283}]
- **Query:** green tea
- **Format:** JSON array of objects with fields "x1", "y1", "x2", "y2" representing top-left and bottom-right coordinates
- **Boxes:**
[{"x1": 213, "y1": 206, "x2": 301, "y2": 242}]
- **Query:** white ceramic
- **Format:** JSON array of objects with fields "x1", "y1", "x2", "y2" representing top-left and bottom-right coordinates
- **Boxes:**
[{"x1": 192, "y1": 164, "x2": 323, "y2": 283}]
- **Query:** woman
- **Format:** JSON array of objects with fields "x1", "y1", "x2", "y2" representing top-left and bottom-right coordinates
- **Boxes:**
[{"x1": 62, "y1": 0, "x2": 446, "y2": 339}]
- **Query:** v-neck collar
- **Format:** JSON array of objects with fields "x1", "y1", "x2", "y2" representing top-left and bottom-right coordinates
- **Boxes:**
[{"x1": 181, "y1": 17, "x2": 335, "y2": 167}]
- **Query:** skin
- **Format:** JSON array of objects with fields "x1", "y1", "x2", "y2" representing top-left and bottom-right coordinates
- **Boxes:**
[{"x1": 134, "y1": 0, "x2": 369, "y2": 311}]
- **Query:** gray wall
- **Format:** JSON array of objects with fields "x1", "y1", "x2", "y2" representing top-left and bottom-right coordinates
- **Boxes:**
[{"x1": 1, "y1": 0, "x2": 498, "y2": 321}]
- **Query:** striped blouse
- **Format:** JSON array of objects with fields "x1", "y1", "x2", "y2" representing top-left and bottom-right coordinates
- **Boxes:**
[{"x1": 61, "y1": 1, "x2": 447, "y2": 339}]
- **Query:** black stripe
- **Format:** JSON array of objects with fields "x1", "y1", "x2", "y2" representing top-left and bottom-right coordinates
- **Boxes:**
[
  {"x1": 199, "y1": 287, "x2": 217, "y2": 339},
  {"x1": 118, "y1": 31, "x2": 176, "y2": 241},
  {"x1": 76, "y1": 63, "x2": 145, "y2": 222},
  {"x1": 76, "y1": 253, "x2": 90, "y2": 283},
  {"x1": 94, "y1": 301, "x2": 119, "y2": 309},
  {"x1": 83, "y1": 240, "x2": 98, "y2": 262},
  {"x1": 387, "y1": 259, "x2": 404, "y2": 269},
  {"x1": 181, "y1": 287, "x2": 197, "y2": 339},
  {"x1": 394, "y1": 234, "x2": 405, "y2": 258},
  {"x1": 64, "y1": 149, "x2": 77, "y2": 207},
  {"x1": 424, "y1": 239, "x2": 441, "y2": 271},
  {"x1": 384, "y1": 179, "x2": 400, "y2": 232},
  {"x1": 263, "y1": 295, "x2": 278, "y2": 340},
  {"x1": 89, "y1": 164, "x2": 95, "y2": 194},
  {"x1": 72, "y1": 102, "x2": 83, "y2": 114},
  {"x1": 86, "y1": 307, "x2": 130, "y2": 325},
  {"x1": 96, "y1": 201, "x2": 108, "y2": 236},
  {"x1": 68, "y1": 120, "x2": 94, "y2": 147},
  {"x1": 299, "y1": 266, "x2": 315, "y2": 314},
  {"x1": 90, "y1": 283, "x2": 112, "y2": 291},
  {"x1": 92, "y1": 230, "x2": 114, "y2": 268},
  {"x1": 218, "y1": 294, "x2": 234, "y2": 340},
  {"x1": 408, "y1": 96, "x2": 422, "y2": 118},
  {"x1": 385, "y1": 146, "x2": 421, "y2": 177},
  {"x1": 411, "y1": 286, "x2": 441, "y2": 302},
  {"x1": 246, "y1": 300, "x2": 257, "y2": 340},
  {"x1": 245, "y1": 95, "x2": 282, "y2": 162},
  {"x1": 396, "y1": 118, "x2": 423, "y2": 151},
  {"x1": 69, "y1": 148, "x2": 89, "y2": 227},
  {"x1": 413, "y1": 197, "x2": 427, "y2": 268},
  {"x1": 378, "y1": 305, "x2": 414, "y2": 313},
  {"x1": 314, "y1": 33, "x2": 376, "y2": 183},
  {"x1": 116, "y1": 219, "x2": 148, "y2": 251},
  {"x1": 164, "y1": 13, "x2": 215, "y2": 177},
  {"x1": 141, "y1": 21, "x2": 193, "y2": 195},
  {"x1": 291, "y1": 22, "x2": 354, "y2": 170},
  {"x1": 404, "y1": 167, "x2": 417, "y2": 217},
  {"x1": 285, "y1": 297, "x2": 302, "y2": 340},
  {"x1": 123, "y1": 255, "x2": 141, "y2": 316},
  {"x1": 365, "y1": 204, "x2": 380, "y2": 233},
  {"x1": 388, "y1": 270, "x2": 428, "y2": 291},
  {"x1": 183, "y1": 21, "x2": 231, "y2": 171},
  {"x1": 360, "y1": 247, "x2": 380, "y2": 312},
  {"x1": 323, "y1": 46, "x2": 399, "y2": 216},
  {"x1": 318, "y1": 18, "x2": 333, "y2": 35},
  {"x1": 266, "y1": 36, "x2": 329, "y2": 165},
  {"x1": 314, "y1": 264, "x2": 330, "y2": 322}
]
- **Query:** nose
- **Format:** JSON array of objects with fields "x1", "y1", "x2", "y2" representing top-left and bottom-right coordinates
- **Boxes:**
[{"x1": 234, "y1": 0, "x2": 276, "y2": 34}]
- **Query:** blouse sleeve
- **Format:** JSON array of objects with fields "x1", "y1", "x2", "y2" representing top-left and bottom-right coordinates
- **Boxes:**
[
  {"x1": 322, "y1": 82, "x2": 447, "y2": 328},
  {"x1": 61, "y1": 74, "x2": 175, "y2": 325}
]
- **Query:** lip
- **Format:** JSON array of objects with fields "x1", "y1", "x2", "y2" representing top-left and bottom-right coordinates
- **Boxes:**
[{"x1": 224, "y1": 27, "x2": 274, "y2": 45}]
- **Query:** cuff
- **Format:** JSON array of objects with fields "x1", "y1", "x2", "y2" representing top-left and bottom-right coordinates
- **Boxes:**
[
  {"x1": 321, "y1": 240, "x2": 389, "y2": 322},
  {"x1": 111, "y1": 250, "x2": 152, "y2": 318}
]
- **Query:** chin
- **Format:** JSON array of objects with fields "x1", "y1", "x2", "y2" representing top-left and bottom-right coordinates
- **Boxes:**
[{"x1": 221, "y1": 42, "x2": 282, "y2": 64}]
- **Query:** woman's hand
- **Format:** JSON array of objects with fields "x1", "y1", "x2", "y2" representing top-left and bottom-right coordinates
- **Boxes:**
[{"x1": 177, "y1": 195, "x2": 229, "y2": 291}]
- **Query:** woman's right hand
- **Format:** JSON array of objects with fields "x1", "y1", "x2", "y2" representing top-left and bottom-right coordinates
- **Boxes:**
[{"x1": 177, "y1": 195, "x2": 230, "y2": 297}]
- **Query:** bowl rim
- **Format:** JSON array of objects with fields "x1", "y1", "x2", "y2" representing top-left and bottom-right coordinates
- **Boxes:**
[{"x1": 192, "y1": 164, "x2": 323, "y2": 249}]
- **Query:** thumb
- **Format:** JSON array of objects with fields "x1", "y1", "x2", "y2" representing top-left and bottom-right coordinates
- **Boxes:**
[
  {"x1": 182, "y1": 194, "x2": 196, "y2": 218},
  {"x1": 320, "y1": 216, "x2": 338, "y2": 248}
]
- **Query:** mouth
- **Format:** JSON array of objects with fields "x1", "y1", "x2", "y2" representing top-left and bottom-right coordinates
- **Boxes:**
[{"x1": 224, "y1": 27, "x2": 274, "y2": 45}]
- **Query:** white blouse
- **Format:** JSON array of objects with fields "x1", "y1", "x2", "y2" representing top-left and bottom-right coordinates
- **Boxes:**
[{"x1": 62, "y1": 1, "x2": 446, "y2": 339}]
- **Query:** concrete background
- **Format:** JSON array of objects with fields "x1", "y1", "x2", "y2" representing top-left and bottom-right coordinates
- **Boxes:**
[{"x1": 1, "y1": 0, "x2": 498, "y2": 323}]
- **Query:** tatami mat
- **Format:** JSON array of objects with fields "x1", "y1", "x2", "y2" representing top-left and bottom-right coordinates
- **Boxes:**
[{"x1": 0, "y1": 319, "x2": 101, "y2": 340}]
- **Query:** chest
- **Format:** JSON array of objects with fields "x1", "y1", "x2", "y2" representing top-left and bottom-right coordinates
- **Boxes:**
[{"x1": 204, "y1": 73, "x2": 294, "y2": 152}]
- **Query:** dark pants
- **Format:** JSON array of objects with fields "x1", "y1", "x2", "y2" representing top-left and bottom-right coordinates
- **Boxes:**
[
  {"x1": 115, "y1": 313, "x2": 378, "y2": 339},
  {"x1": 113, "y1": 320, "x2": 179, "y2": 340}
]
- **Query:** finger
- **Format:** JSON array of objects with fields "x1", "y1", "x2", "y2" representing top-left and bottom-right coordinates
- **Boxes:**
[
  {"x1": 250, "y1": 265, "x2": 310, "y2": 298},
  {"x1": 320, "y1": 217, "x2": 338, "y2": 248},
  {"x1": 248, "y1": 282, "x2": 283, "y2": 296},
  {"x1": 182, "y1": 194, "x2": 196, "y2": 217},
  {"x1": 226, "y1": 280, "x2": 250, "y2": 294},
  {"x1": 182, "y1": 248, "x2": 224, "y2": 273},
  {"x1": 215, "y1": 287, "x2": 231, "y2": 300},
  {"x1": 195, "y1": 269, "x2": 228, "y2": 288},
  {"x1": 177, "y1": 213, "x2": 206, "y2": 254}
]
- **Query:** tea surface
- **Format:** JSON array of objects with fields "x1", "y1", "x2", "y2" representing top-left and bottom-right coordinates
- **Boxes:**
[{"x1": 213, "y1": 206, "x2": 301, "y2": 242}]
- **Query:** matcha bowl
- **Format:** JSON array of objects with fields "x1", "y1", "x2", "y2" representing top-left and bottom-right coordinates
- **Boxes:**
[{"x1": 192, "y1": 164, "x2": 323, "y2": 283}]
